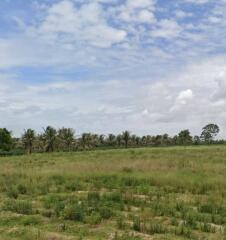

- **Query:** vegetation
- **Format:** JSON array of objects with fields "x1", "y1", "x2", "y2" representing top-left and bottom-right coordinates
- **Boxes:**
[
  {"x1": 0, "y1": 146, "x2": 226, "y2": 239},
  {"x1": 0, "y1": 123, "x2": 223, "y2": 155}
]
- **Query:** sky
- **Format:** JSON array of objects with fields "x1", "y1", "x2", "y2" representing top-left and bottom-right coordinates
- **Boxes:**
[{"x1": 1, "y1": 0, "x2": 226, "y2": 137}]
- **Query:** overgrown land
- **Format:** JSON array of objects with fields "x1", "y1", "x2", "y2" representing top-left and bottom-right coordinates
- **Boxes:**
[{"x1": 0, "y1": 146, "x2": 226, "y2": 239}]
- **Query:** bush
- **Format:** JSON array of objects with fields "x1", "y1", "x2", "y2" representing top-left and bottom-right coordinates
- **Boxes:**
[
  {"x1": 133, "y1": 218, "x2": 141, "y2": 232},
  {"x1": 7, "y1": 187, "x2": 18, "y2": 199},
  {"x1": 146, "y1": 222, "x2": 168, "y2": 234},
  {"x1": 22, "y1": 216, "x2": 42, "y2": 226},
  {"x1": 85, "y1": 212, "x2": 102, "y2": 225},
  {"x1": 116, "y1": 216, "x2": 126, "y2": 230},
  {"x1": 99, "y1": 207, "x2": 113, "y2": 219},
  {"x1": 54, "y1": 201, "x2": 65, "y2": 217},
  {"x1": 17, "y1": 184, "x2": 27, "y2": 195},
  {"x1": 3, "y1": 200, "x2": 32, "y2": 215},
  {"x1": 64, "y1": 204, "x2": 85, "y2": 222},
  {"x1": 87, "y1": 192, "x2": 100, "y2": 203},
  {"x1": 200, "y1": 222, "x2": 216, "y2": 233}
]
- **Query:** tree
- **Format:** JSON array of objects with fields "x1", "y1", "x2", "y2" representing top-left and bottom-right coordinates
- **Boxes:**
[
  {"x1": 200, "y1": 124, "x2": 220, "y2": 144},
  {"x1": 58, "y1": 128, "x2": 74, "y2": 151},
  {"x1": 161, "y1": 134, "x2": 170, "y2": 146},
  {"x1": 178, "y1": 130, "x2": 192, "y2": 145},
  {"x1": 193, "y1": 136, "x2": 201, "y2": 145},
  {"x1": 80, "y1": 133, "x2": 93, "y2": 150},
  {"x1": 116, "y1": 134, "x2": 122, "y2": 147},
  {"x1": 43, "y1": 126, "x2": 57, "y2": 152},
  {"x1": 22, "y1": 129, "x2": 36, "y2": 154},
  {"x1": 131, "y1": 134, "x2": 137, "y2": 146},
  {"x1": 107, "y1": 134, "x2": 116, "y2": 147},
  {"x1": 122, "y1": 131, "x2": 130, "y2": 148},
  {"x1": 98, "y1": 134, "x2": 105, "y2": 146},
  {"x1": 0, "y1": 128, "x2": 13, "y2": 151}
]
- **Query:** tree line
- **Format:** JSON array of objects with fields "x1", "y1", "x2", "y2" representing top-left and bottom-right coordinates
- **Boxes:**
[{"x1": 0, "y1": 123, "x2": 222, "y2": 155}]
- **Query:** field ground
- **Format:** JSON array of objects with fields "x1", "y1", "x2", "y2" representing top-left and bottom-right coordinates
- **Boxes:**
[{"x1": 0, "y1": 146, "x2": 226, "y2": 239}]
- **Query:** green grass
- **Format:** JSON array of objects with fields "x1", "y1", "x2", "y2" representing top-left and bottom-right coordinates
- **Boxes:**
[{"x1": 0, "y1": 145, "x2": 226, "y2": 239}]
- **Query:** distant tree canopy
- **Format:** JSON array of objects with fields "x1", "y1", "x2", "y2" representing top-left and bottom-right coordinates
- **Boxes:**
[
  {"x1": 201, "y1": 124, "x2": 220, "y2": 143},
  {"x1": 0, "y1": 128, "x2": 13, "y2": 151},
  {"x1": 22, "y1": 129, "x2": 36, "y2": 154},
  {"x1": 178, "y1": 130, "x2": 193, "y2": 145},
  {"x1": 0, "y1": 123, "x2": 223, "y2": 155}
]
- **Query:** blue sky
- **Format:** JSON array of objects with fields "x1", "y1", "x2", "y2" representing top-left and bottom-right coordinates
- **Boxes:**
[{"x1": 0, "y1": 0, "x2": 226, "y2": 137}]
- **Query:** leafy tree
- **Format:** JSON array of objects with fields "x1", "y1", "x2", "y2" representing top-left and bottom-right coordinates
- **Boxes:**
[
  {"x1": 193, "y1": 135, "x2": 201, "y2": 145},
  {"x1": 0, "y1": 128, "x2": 13, "y2": 151},
  {"x1": 107, "y1": 134, "x2": 116, "y2": 146},
  {"x1": 135, "y1": 136, "x2": 141, "y2": 146},
  {"x1": 200, "y1": 124, "x2": 220, "y2": 143},
  {"x1": 98, "y1": 134, "x2": 105, "y2": 146},
  {"x1": 178, "y1": 130, "x2": 192, "y2": 145},
  {"x1": 58, "y1": 128, "x2": 74, "y2": 151},
  {"x1": 161, "y1": 134, "x2": 170, "y2": 146},
  {"x1": 116, "y1": 134, "x2": 122, "y2": 147},
  {"x1": 43, "y1": 126, "x2": 57, "y2": 152},
  {"x1": 80, "y1": 133, "x2": 93, "y2": 150},
  {"x1": 122, "y1": 131, "x2": 130, "y2": 148},
  {"x1": 22, "y1": 129, "x2": 36, "y2": 154},
  {"x1": 131, "y1": 134, "x2": 137, "y2": 146},
  {"x1": 146, "y1": 135, "x2": 152, "y2": 146}
]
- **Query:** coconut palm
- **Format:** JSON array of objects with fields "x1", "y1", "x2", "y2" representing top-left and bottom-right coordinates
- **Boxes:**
[
  {"x1": 58, "y1": 128, "x2": 75, "y2": 151},
  {"x1": 43, "y1": 126, "x2": 57, "y2": 152},
  {"x1": 22, "y1": 129, "x2": 36, "y2": 154},
  {"x1": 108, "y1": 134, "x2": 116, "y2": 146},
  {"x1": 122, "y1": 131, "x2": 130, "y2": 148},
  {"x1": 116, "y1": 134, "x2": 122, "y2": 147}
]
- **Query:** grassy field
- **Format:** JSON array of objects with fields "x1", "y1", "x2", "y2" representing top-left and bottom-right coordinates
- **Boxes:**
[{"x1": 0, "y1": 146, "x2": 226, "y2": 240}]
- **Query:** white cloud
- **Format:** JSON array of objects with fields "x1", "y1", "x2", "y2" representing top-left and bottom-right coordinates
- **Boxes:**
[
  {"x1": 1, "y1": 0, "x2": 226, "y2": 138},
  {"x1": 177, "y1": 89, "x2": 193, "y2": 104},
  {"x1": 151, "y1": 19, "x2": 182, "y2": 39},
  {"x1": 34, "y1": 0, "x2": 127, "y2": 48},
  {"x1": 184, "y1": 0, "x2": 210, "y2": 4}
]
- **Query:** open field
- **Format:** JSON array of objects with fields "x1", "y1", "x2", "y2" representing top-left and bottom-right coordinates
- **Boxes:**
[{"x1": 0, "y1": 146, "x2": 226, "y2": 240}]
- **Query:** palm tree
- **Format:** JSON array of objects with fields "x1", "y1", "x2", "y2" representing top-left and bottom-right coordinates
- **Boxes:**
[
  {"x1": 80, "y1": 133, "x2": 93, "y2": 150},
  {"x1": 43, "y1": 126, "x2": 57, "y2": 152},
  {"x1": 58, "y1": 128, "x2": 75, "y2": 151},
  {"x1": 131, "y1": 134, "x2": 137, "y2": 146},
  {"x1": 108, "y1": 134, "x2": 116, "y2": 147},
  {"x1": 22, "y1": 129, "x2": 36, "y2": 154},
  {"x1": 98, "y1": 134, "x2": 105, "y2": 147},
  {"x1": 122, "y1": 131, "x2": 130, "y2": 148},
  {"x1": 116, "y1": 134, "x2": 122, "y2": 147}
]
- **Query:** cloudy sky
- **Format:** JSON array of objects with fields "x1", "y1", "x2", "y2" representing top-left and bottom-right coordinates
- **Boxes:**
[{"x1": 1, "y1": 0, "x2": 226, "y2": 137}]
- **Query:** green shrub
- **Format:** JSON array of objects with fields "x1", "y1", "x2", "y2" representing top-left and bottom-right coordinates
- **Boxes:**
[
  {"x1": 54, "y1": 201, "x2": 65, "y2": 217},
  {"x1": 104, "y1": 191, "x2": 122, "y2": 203},
  {"x1": 65, "y1": 180, "x2": 84, "y2": 191},
  {"x1": 116, "y1": 216, "x2": 126, "y2": 230},
  {"x1": 175, "y1": 224, "x2": 192, "y2": 238},
  {"x1": 85, "y1": 212, "x2": 102, "y2": 225},
  {"x1": 99, "y1": 206, "x2": 113, "y2": 219},
  {"x1": 3, "y1": 200, "x2": 32, "y2": 215},
  {"x1": 146, "y1": 222, "x2": 168, "y2": 235},
  {"x1": 7, "y1": 187, "x2": 18, "y2": 199},
  {"x1": 64, "y1": 204, "x2": 85, "y2": 222},
  {"x1": 17, "y1": 184, "x2": 27, "y2": 195},
  {"x1": 87, "y1": 191, "x2": 100, "y2": 203},
  {"x1": 22, "y1": 216, "x2": 42, "y2": 226},
  {"x1": 200, "y1": 222, "x2": 216, "y2": 233},
  {"x1": 133, "y1": 217, "x2": 141, "y2": 232},
  {"x1": 43, "y1": 194, "x2": 62, "y2": 209}
]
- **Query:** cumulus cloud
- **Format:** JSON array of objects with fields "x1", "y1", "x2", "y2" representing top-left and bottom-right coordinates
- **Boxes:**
[
  {"x1": 177, "y1": 89, "x2": 193, "y2": 104},
  {"x1": 34, "y1": 0, "x2": 127, "y2": 48},
  {"x1": 151, "y1": 19, "x2": 182, "y2": 39},
  {"x1": 0, "y1": 0, "x2": 226, "y2": 137}
]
